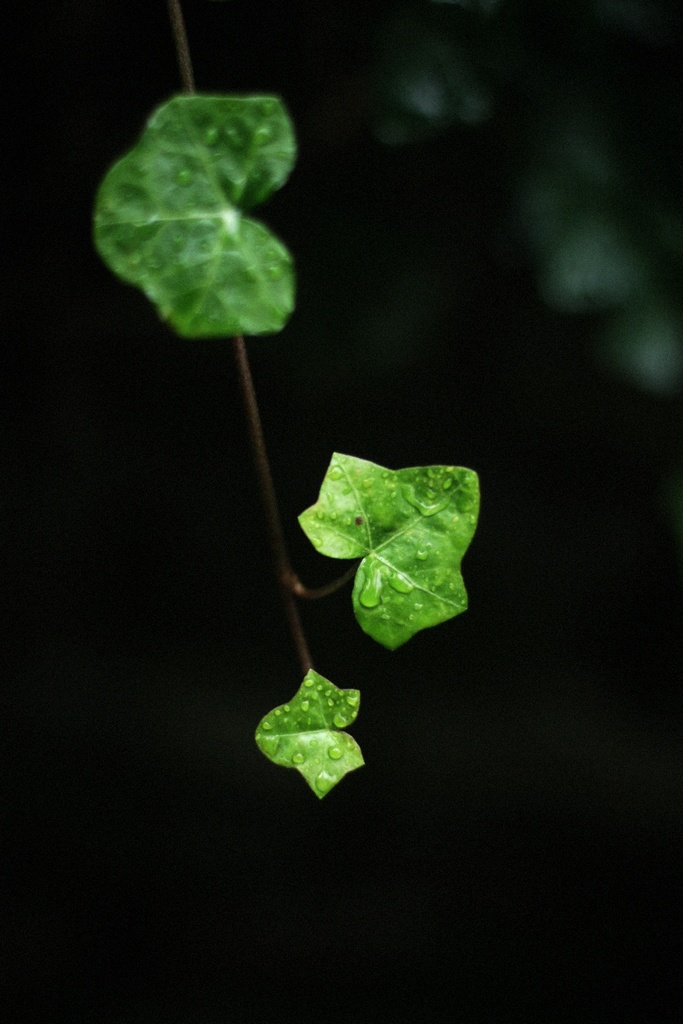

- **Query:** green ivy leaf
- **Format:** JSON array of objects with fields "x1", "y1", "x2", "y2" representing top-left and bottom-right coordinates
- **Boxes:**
[
  {"x1": 299, "y1": 453, "x2": 479, "y2": 649},
  {"x1": 93, "y1": 94, "x2": 296, "y2": 338},
  {"x1": 255, "y1": 670, "x2": 363, "y2": 798}
]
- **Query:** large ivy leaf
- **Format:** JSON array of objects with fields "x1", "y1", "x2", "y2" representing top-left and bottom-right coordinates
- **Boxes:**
[
  {"x1": 93, "y1": 94, "x2": 296, "y2": 338},
  {"x1": 255, "y1": 671, "x2": 363, "y2": 798},
  {"x1": 299, "y1": 453, "x2": 479, "y2": 649}
]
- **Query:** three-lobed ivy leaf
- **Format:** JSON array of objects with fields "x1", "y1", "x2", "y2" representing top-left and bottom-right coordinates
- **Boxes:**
[
  {"x1": 299, "y1": 453, "x2": 479, "y2": 649},
  {"x1": 255, "y1": 670, "x2": 363, "y2": 798},
  {"x1": 93, "y1": 94, "x2": 296, "y2": 338}
]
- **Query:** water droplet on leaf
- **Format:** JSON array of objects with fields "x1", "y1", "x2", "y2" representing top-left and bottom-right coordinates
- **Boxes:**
[
  {"x1": 176, "y1": 168, "x2": 192, "y2": 185},
  {"x1": 292, "y1": 752, "x2": 305, "y2": 764},
  {"x1": 315, "y1": 771, "x2": 335, "y2": 795},
  {"x1": 204, "y1": 126, "x2": 219, "y2": 145},
  {"x1": 329, "y1": 466, "x2": 343, "y2": 480},
  {"x1": 328, "y1": 746, "x2": 343, "y2": 760},
  {"x1": 359, "y1": 563, "x2": 383, "y2": 608},
  {"x1": 333, "y1": 712, "x2": 349, "y2": 729},
  {"x1": 389, "y1": 571, "x2": 414, "y2": 594},
  {"x1": 259, "y1": 735, "x2": 280, "y2": 756},
  {"x1": 402, "y1": 485, "x2": 447, "y2": 517}
]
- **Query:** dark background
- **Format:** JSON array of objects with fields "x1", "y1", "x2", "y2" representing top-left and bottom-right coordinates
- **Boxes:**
[{"x1": 6, "y1": 1, "x2": 683, "y2": 1021}]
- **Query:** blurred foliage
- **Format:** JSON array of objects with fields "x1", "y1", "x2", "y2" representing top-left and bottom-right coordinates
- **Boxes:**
[{"x1": 368, "y1": 0, "x2": 683, "y2": 394}]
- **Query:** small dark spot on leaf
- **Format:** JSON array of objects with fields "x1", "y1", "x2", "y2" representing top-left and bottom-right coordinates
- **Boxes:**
[{"x1": 355, "y1": 516, "x2": 364, "y2": 525}]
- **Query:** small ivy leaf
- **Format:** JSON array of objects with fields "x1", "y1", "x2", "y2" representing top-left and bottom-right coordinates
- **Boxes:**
[
  {"x1": 93, "y1": 94, "x2": 296, "y2": 338},
  {"x1": 255, "y1": 670, "x2": 363, "y2": 798},
  {"x1": 299, "y1": 453, "x2": 479, "y2": 649}
]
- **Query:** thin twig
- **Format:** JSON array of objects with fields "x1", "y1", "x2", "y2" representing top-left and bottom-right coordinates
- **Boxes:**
[
  {"x1": 289, "y1": 563, "x2": 359, "y2": 600},
  {"x1": 167, "y1": 0, "x2": 195, "y2": 93},
  {"x1": 232, "y1": 337, "x2": 315, "y2": 674}
]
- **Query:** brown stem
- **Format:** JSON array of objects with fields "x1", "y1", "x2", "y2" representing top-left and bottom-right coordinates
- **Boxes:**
[
  {"x1": 289, "y1": 563, "x2": 359, "y2": 600},
  {"x1": 232, "y1": 337, "x2": 315, "y2": 675},
  {"x1": 167, "y1": 0, "x2": 195, "y2": 94}
]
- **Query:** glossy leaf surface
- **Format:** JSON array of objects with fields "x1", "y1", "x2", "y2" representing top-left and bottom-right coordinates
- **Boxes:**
[
  {"x1": 299, "y1": 453, "x2": 479, "y2": 649},
  {"x1": 93, "y1": 95, "x2": 296, "y2": 338},
  {"x1": 255, "y1": 671, "x2": 363, "y2": 798}
]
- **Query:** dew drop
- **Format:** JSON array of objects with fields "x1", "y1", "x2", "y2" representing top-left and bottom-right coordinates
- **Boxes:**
[
  {"x1": 274, "y1": 709, "x2": 282, "y2": 717},
  {"x1": 402, "y1": 485, "x2": 447, "y2": 517},
  {"x1": 359, "y1": 563, "x2": 383, "y2": 608},
  {"x1": 262, "y1": 720, "x2": 273, "y2": 731},
  {"x1": 255, "y1": 126, "x2": 271, "y2": 143},
  {"x1": 333, "y1": 712, "x2": 348, "y2": 729},
  {"x1": 301, "y1": 700, "x2": 310, "y2": 712},
  {"x1": 259, "y1": 734, "x2": 280, "y2": 756},
  {"x1": 292, "y1": 752, "x2": 305, "y2": 764},
  {"x1": 416, "y1": 549, "x2": 429, "y2": 561},
  {"x1": 284, "y1": 704, "x2": 290, "y2": 713},
  {"x1": 304, "y1": 678, "x2": 314, "y2": 688},
  {"x1": 327, "y1": 699, "x2": 334, "y2": 707},
  {"x1": 329, "y1": 466, "x2": 343, "y2": 480},
  {"x1": 176, "y1": 168, "x2": 192, "y2": 185},
  {"x1": 315, "y1": 771, "x2": 335, "y2": 795},
  {"x1": 316, "y1": 684, "x2": 323, "y2": 691},
  {"x1": 328, "y1": 746, "x2": 343, "y2": 760},
  {"x1": 389, "y1": 571, "x2": 414, "y2": 594},
  {"x1": 204, "y1": 126, "x2": 219, "y2": 145},
  {"x1": 442, "y1": 477, "x2": 453, "y2": 490},
  {"x1": 346, "y1": 693, "x2": 359, "y2": 706}
]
